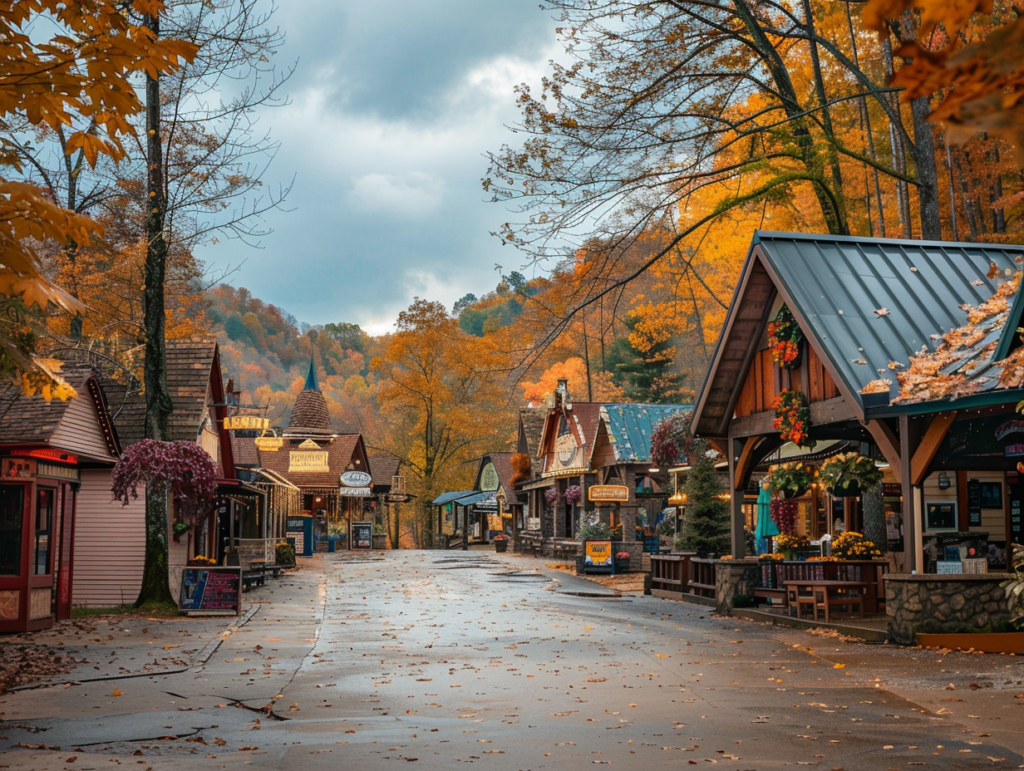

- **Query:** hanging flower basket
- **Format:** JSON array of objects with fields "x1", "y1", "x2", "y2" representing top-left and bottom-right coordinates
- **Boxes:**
[
  {"x1": 768, "y1": 304, "x2": 803, "y2": 369},
  {"x1": 764, "y1": 462, "x2": 815, "y2": 500},
  {"x1": 818, "y1": 453, "x2": 883, "y2": 497},
  {"x1": 564, "y1": 485, "x2": 582, "y2": 504},
  {"x1": 544, "y1": 487, "x2": 561, "y2": 505},
  {"x1": 772, "y1": 390, "x2": 811, "y2": 447}
]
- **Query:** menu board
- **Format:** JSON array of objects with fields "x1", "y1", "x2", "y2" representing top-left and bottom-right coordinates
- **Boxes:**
[
  {"x1": 352, "y1": 521, "x2": 373, "y2": 550},
  {"x1": 179, "y1": 568, "x2": 241, "y2": 615},
  {"x1": 967, "y1": 478, "x2": 983, "y2": 527}
]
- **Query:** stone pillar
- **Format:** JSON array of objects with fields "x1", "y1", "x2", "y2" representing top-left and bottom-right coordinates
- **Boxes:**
[{"x1": 714, "y1": 560, "x2": 759, "y2": 616}]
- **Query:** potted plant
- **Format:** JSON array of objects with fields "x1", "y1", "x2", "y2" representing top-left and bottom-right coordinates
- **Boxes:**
[
  {"x1": 614, "y1": 551, "x2": 631, "y2": 572},
  {"x1": 775, "y1": 532, "x2": 809, "y2": 560},
  {"x1": 828, "y1": 531, "x2": 882, "y2": 560},
  {"x1": 494, "y1": 533, "x2": 510, "y2": 553},
  {"x1": 187, "y1": 554, "x2": 217, "y2": 567},
  {"x1": 818, "y1": 453, "x2": 883, "y2": 497},
  {"x1": 772, "y1": 390, "x2": 812, "y2": 447},
  {"x1": 275, "y1": 541, "x2": 295, "y2": 568},
  {"x1": 765, "y1": 462, "x2": 815, "y2": 500},
  {"x1": 767, "y1": 304, "x2": 803, "y2": 369}
]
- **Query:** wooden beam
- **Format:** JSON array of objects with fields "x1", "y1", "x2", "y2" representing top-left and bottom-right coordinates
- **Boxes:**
[
  {"x1": 730, "y1": 410, "x2": 776, "y2": 438},
  {"x1": 910, "y1": 412, "x2": 957, "y2": 486},
  {"x1": 862, "y1": 419, "x2": 903, "y2": 482},
  {"x1": 733, "y1": 436, "x2": 761, "y2": 491},
  {"x1": 899, "y1": 414, "x2": 919, "y2": 573}
]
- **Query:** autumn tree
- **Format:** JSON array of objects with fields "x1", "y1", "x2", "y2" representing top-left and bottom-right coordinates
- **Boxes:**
[
  {"x1": 370, "y1": 300, "x2": 512, "y2": 545},
  {"x1": 0, "y1": 1, "x2": 195, "y2": 390}
]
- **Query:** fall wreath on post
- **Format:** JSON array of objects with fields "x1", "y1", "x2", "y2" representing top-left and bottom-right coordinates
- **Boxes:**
[
  {"x1": 768, "y1": 304, "x2": 803, "y2": 369},
  {"x1": 772, "y1": 389, "x2": 811, "y2": 447}
]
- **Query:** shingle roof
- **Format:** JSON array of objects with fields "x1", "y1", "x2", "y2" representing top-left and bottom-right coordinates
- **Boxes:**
[
  {"x1": 695, "y1": 231, "x2": 1024, "y2": 435},
  {"x1": 231, "y1": 435, "x2": 260, "y2": 467},
  {"x1": 480, "y1": 452, "x2": 516, "y2": 493},
  {"x1": 165, "y1": 338, "x2": 219, "y2": 443},
  {"x1": 0, "y1": 364, "x2": 93, "y2": 444},
  {"x1": 285, "y1": 389, "x2": 335, "y2": 436},
  {"x1": 599, "y1": 404, "x2": 691, "y2": 463},
  {"x1": 368, "y1": 453, "x2": 401, "y2": 490},
  {"x1": 258, "y1": 433, "x2": 362, "y2": 489},
  {"x1": 518, "y1": 407, "x2": 546, "y2": 456}
]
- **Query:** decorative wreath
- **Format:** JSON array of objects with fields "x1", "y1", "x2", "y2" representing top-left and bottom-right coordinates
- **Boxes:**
[
  {"x1": 772, "y1": 389, "x2": 811, "y2": 446},
  {"x1": 768, "y1": 304, "x2": 803, "y2": 368}
]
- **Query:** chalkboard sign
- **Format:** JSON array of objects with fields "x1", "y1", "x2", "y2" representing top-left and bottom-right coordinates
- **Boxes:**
[
  {"x1": 352, "y1": 521, "x2": 373, "y2": 550},
  {"x1": 967, "y1": 478, "x2": 982, "y2": 526},
  {"x1": 642, "y1": 535, "x2": 660, "y2": 554},
  {"x1": 179, "y1": 568, "x2": 241, "y2": 616}
]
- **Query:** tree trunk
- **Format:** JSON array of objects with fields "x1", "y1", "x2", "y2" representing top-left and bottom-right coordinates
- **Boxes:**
[
  {"x1": 881, "y1": 37, "x2": 913, "y2": 238},
  {"x1": 862, "y1": 484, "x2": 887, "y2": 556},
  {"x1": 138, "y1": 9, "x2": 175, "y2": 608},
  {"x1": 139, "y1": 486, "x2": 174, "y2": 606},
  {"x1": 909, "y1": 95, "x2": 942, "y2": 239}
]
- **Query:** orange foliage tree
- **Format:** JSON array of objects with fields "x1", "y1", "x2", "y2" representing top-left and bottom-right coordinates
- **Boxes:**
[{"x1": 0, "y1": 1, "x2": 195, "y2": 390}]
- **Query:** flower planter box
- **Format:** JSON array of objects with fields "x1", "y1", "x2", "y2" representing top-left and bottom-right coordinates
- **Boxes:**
[
  {"x1": 494, "y1": 540, "x2": 508, "y2": 553},
  {"x1": 916, "y1": 631, "x2": 1024, "y2": 655},
  {"x1": 372, "y1": 533, "x2": 388, "y2": 550}
]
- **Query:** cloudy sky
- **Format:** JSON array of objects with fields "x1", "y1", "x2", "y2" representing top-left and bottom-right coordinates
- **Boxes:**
[{"x1": 197, "y1": 1, "x2": 560, "y2": 334}]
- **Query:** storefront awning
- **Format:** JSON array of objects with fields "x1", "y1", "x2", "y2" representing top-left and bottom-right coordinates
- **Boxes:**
[
  {"x1": 432, "y1": 490, "x2": 476, "y2": 505},
  {"x1": 217, "y1": 478, "x2": 265, "y2": 498},
  {"x1": 431, "y1": 490, "x2": 495, "y2": 506}
]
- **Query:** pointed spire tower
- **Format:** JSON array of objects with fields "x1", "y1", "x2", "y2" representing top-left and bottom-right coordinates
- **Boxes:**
[{"x1": 284, "y1": 342, "x2": 334, "y2": 437}]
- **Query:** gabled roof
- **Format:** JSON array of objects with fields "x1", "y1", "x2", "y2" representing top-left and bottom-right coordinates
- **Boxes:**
[
  {"x1": 518, "y1": 407, "x2": 546, "y2": 456},
  {"x1": 0, "y1": 364, "x2": 120, "y2": 460},
  {"x1": 537, "y1": 402, "x2": 603, "y2": 461},
  {"x1": 258, "y1": 433, "x2": 366, "y2": 489},
  {"x1": 694, "y1": 231, "x2": 1024, "y2": 436},
  {"x1": 166, "y1": 338, "x2": 222, "y2": 443},
  {"x1": 599, "y1": 403, "x2": 691, "y2": 464},
  {"x1": 476, "y1": 451, "x2": 516, "y2": 494},
  {"x1": 368, "y1": 453, "x2": 401, "y2": 490}
]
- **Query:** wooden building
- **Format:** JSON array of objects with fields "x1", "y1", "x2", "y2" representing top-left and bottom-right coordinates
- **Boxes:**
[
  {"x1": 0, "y1": 364, "x2": 120, "y2": 631},
  {"x1": 256, "y1": 358, "x2": 371, "y2": 547},
  {"x1": 73, "y1": 339, "x2": 253, "y2": 607},
  {"x1": 692, "y1": 231, "x2": 1024, "y2": 572}
]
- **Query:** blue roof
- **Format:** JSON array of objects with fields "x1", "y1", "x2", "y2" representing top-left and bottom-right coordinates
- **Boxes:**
[
  {"x1": 756, "y1": 232, "x2": 1024, "y2": 404},
  {"x1": 304, "y1": 353, "x2": 319, "y2": 391},
  {"x1": 599, "y1": 403, "x2": 691, "y2": 463},
  {"x1": 431, "y1": 490, "x2": 494, "y2": 506}
]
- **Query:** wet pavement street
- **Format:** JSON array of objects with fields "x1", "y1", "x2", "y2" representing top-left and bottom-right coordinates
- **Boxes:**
[{"x1": 2, "y1": 551, "x2": 1023, "y2": 770}]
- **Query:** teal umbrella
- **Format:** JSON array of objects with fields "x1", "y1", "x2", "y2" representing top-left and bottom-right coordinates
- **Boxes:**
[{"x1": 754, "y1": 484, "x2": 779, "y2": 554}]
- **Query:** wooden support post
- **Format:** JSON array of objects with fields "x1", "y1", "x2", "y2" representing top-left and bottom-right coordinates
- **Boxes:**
[
  {"x1": 862, "y1": 419, "x2": 903, "y2": 482},
  {"x1": 899, "y1": 415, "x2": 920, "y2": 572},
  {"x1": 728, "y1": 436, "x2": 746, "y2": 558}
]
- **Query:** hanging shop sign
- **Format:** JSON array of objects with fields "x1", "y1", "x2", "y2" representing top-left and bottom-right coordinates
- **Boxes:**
[
  {"x1": 392, "y1": 475, "x2": 406, "y2": 494},
  {"x1": 224, "y1": 416, "x2": 270, "y2": 432},
  {"x1": 1, "y1": 457, "x2": 35, "y2": 480},
  {"x1": 385, "y1": 493, "x2": 411, "y2": 504},
  {"x1": 255, "y1": 436, "x2": 284, "y2": 451},
  {"x1": 480, "y1": 462, "x2": 500, "y2": 491},
  {"x1": 340, "y1": 470, "x2": 372, "y2": 487},
  {"x1": 289, "y1": 451, "x2": 330, "y2": 473},
  {"x1": 588, "y1": 485, "x2": 629, "y2": 503},
  {"x1": 337, "y1": 486, "x2": 372, "y2": 497}
]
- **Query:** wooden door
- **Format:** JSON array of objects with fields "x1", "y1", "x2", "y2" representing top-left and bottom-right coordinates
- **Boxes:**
[{"x1": 55, "y1": 482, "x2": 75, "y2": 620}]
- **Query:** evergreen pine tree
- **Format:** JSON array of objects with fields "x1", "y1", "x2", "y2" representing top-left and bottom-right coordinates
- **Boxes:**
[{"x1": 677, "y1": 453, "x2": 731, "y2": 556}]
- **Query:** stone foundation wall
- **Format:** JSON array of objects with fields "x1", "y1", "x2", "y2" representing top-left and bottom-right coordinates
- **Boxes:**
[
  {"x1": 885, "y1": 573, "x2": 1011, "y2": 645},
  {"x1": 715, "y1": 560, "x2": 759, "y2": 616}
]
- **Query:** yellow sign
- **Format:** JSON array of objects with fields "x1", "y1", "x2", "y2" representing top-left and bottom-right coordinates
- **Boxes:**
[
  {"x1": 224, "y1": 416, "x2": 270, "y2": 431},
  {"x1": 289, "y1": 451, "x2": 330, "y2": 472},
  {"x1": 584, "y1": 539, "x2": 613, "y2": 567},
  {"x1": 255, "y1": 436, "x2": 284, "y2": 452},
  {"x1": 588, "y1": 485, "x2": 630, "y2": 502},
  {"x1": 298, "y1": 439, "x2": 320, "y2": 449}
]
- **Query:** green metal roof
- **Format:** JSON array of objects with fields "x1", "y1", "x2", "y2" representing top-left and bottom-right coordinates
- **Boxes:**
[
  {"x1": 756, "y1": 232, "x2": 1024, "y2": 409},
  {"x1": 599, "y1": 403, "x2": 691, "y2": 463}
]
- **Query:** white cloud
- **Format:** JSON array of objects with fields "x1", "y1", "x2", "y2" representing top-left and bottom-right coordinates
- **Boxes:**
[{"x1": 348, "y1": 172, "x2": 445, "y2": 217}]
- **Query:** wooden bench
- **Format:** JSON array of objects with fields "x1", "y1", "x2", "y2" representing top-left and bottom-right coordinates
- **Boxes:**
[
  {"x1": 242, "y1": 564, "x2": 267, "y2": 591},
  {"x1": 783, "y1": 580, "x2": 867, "y2": 623},
  {"x1": 753, "y1": 587, "x2": 787, "y2": 607}
]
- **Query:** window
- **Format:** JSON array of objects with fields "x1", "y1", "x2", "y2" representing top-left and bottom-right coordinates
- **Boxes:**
[
  {"x1": 0, "y1": 485, "x2": 24, "y2": 576},
  {"x1": 34, "y1": 487, "x2": 54, "y2": 575}
]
